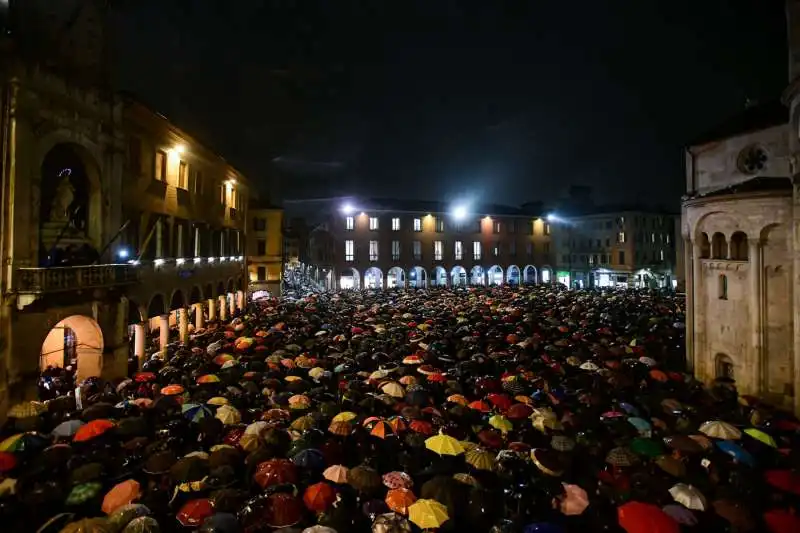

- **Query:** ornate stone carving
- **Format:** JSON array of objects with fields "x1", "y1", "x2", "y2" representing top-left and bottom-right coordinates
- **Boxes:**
[{"x1": 49, "y1": 169, "x2": 75, "y2": 222}]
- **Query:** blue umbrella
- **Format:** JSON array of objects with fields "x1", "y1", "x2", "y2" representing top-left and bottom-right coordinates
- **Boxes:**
[
  {"x1": 291, "y1": 448, "x2": 325, "y2": 469},
  {"x1": 618, "y1": 402, "x2": 640, "y2": 416},
  {"x1": 182, "y1": 403, "x2": 213, "y2": 423},
  {"x1": 628, "y1": 417, "x2": 652, "y2": 437},
  {"x1": 716, "y1": 440, "x2": 755, "y2": 466},
  {"x1": 524, "y1": 523, "x2": 564, "y2": 533}
]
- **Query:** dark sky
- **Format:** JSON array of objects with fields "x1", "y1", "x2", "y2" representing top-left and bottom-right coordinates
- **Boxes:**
[{"x1": 111, "y1": 0, "x2": 787, "y2": 209}]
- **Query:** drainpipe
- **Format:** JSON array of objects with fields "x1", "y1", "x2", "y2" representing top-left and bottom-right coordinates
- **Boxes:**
[{"x1": 1, "y1": 79, "x2": 18, "y2": 293}]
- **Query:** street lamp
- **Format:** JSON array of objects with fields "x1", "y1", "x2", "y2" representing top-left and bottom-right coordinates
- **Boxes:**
[
  {"x1": 452, "y1": 205, "x2": 468, "y2": 220},
  {"x1": 341, "y1": 204, "x2": 355, "y2": 215}
]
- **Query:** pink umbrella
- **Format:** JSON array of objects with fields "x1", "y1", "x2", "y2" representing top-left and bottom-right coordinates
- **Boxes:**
[{"x1": 558, "y1": 483, "x2": 589, "y2": 516}]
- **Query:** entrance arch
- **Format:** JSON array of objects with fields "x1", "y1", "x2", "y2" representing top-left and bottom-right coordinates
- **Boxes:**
[
  {"x1": 364, "y1": 267, "x2": 384, "y2": 289},
  {"x1": 387, "y1": 267, "x2": 405, "y2": 289},
  {"x1": 523, "y1": 265, "x2": 538, "y2": 284},
  {"x1": 487, "y1": 265, "x2": 503, "y2": 286},
  {"x1": 506, "y1": 265, "x2": 521, "y2": 285},
  {"x1": 470, "y1": 266, "x2": 485, "y2": 286},
  {"x1": 450, "y1": 266, "x2": 467, "y2": 287},
  {"x1": 409, "y1": 266, "x2": 427, "y2": 288},
  {"x1": 41, "y1": 315, "x2": 104, "y2": 383},
  {"x1": 339, "y1": 267, "x2": 360, "y2": 290},
  {"x1": 38, "y1": 143, "x2": 103, "y2": 265},
  {"x1": 431, "y1": 266, "x2": 447, "y2": 287},
  {"x1": 541, "y1": 265, "x2": 553, "y2": 284},
  {"x1": 715, "y1": 353, "x2": 735, "y2": 380}
]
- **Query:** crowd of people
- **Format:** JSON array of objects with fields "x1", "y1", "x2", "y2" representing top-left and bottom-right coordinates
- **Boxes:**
[{"x1": 1, "y1": 285, "x2": 799, "y2": 533}]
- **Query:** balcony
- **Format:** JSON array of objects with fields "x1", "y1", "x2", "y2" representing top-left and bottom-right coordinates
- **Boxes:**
[{"x1": 16, "y1": 264, "x2": 139, "y2": 294}]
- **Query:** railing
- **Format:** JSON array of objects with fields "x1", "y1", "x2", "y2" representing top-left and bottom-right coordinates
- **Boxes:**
[{"x1": 16, "y1": 264, "x2": 139, "y2": 294}]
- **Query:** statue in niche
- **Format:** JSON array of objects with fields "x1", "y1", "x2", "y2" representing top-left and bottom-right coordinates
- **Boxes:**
[{"x1": 49, "y1": 168, "x2": 75, "y2": 222}]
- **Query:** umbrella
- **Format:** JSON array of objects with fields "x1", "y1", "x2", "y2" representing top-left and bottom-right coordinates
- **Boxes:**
[
  {"x1": 53, "y1": 420, "x2": 85, "y2": 438},
  {"x1": 323, "y1": 464, "x2": 348, "y2": 484},
  {"x1": 627, "y1": 417, "x2": 652, "y2": 437},
  {"x1": 488, "y1": 414, "x2": 513, "y2": 433},
  {"x1": 663, "y1": 435, "x2": 703, "y2": 454},
  {"x1": 655, "y1": 455, "x2": 686, "y2": 478},
  {"x1": 177, "y1": 498, "x2": 214, "y2": 527},
  {"x1": 66, "y1": 482, "x2": 103, "y2": 506},
  {"x1": 465, "y1": 448, "x2": 495, "y2": 471},
  {"x1": 372, "y1": 513, "x2": 413, "y2": 533},
  {"x1": 122, "y1": 516, "x2": 159, "y2": 533},
  {"x1": 196, "y1": 374, "x2": 221, "y2": 384},
  {"x1": 383, "y1": 471, "x2": 413, "y2": 490},
  {"x1": 381, "y1": 382, "x2": 405, "y2": 398},
  {"x1": 101, "y1": 480, "x2": 141, "y2": 514},
  {"x1": 531, "y1": 449, "x2": 564, "y2": 476},
  {"x1": 661, "y1": 504, "x2": 697, "y2": 526},
  {"x1": 160, "y1": 384, "x2": 184, "y2": 396},
  {"x1": 328, "y1": 421, "x2": 352, "y2": 436},
  {"x1": 408, "y1": 499, "x2": 449, "y2": 529},
  {"x1": 74, "y1": 420, "x2": 115, "y2": 442},
  {"x1": 716, "y1": 440, "x2": 755, "y2": 466},
  {"x1": 303, "y1": 482, "x2": 337, "y2": 513},
  {"x1": 8, "y1": 401, "x2": 47, "y2": 418},
  {"x1": 107, "y1": 504, "x2": 151, "y2": 531},
  {"x1": 386, "y1": 488, "x2": 416, "y2": 515},
  {"x1": 551, "y1": 435, "x2": 575, "y2": 452},
  {"x1": 606, "y1": 447, "x2": 639, "y2": 467},
  {"x1": 699, "y1": 420, "x2": 741, "y2": 440},
  {"x1": 134, "y1": 372, "x2": 156, "y2": 382},
  {"x1": 668, "y1": 483, "x2": 706, "y2": 511},
  {"x1": 59, "y1": 518, "x2": 111, "y2": 533},
  {"x1": 349, "y1": 465, "x2": 382, "y2": 494},
  {"x1": 332, "y1": 411, "x2": 357, "y2": 423},
  {"x1": 744, "y1": 428, "x2": 777, "y2": 447},
  {"x1": 630, "y1": 438, "x2": 663, "y2": 458},
  {"x1": 764, "y1": 470, "x2": 800, "y2": 495},
  {"x1": 215, "y1": 405, "x2": 241, "y2": 425},
  {"x1": 0, "y1": 451, "x2": 16, "y2": 473},
  {"x1": 370, "y1": 420, "x2": 395, "y2": 440},
  {"x1": 764, "y1": 509, "x2": 800, "y2": 533},
  {"x1": 182, "y1": 403, "x2": 213, "y2": 423},
  {"x1": 558, "y1": 483, "x2": 589, "y2": 516},
  {"x1": 425, "y1": 432, "x2": 465, "y2": 456},
  {"x1": 0, "y1": 432, "x2": 48, "y2": 453},
  {"x1": 254, "y1": 459, "x2": 298, "y2": 489},
  {"x1": 617, "y1": 501, "x2": 679, "y2": 533}
]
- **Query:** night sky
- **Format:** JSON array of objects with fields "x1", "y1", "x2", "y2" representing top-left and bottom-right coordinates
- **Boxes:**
[{"x1": 111, "y1": 0, "x2": 787, "y2": 209}]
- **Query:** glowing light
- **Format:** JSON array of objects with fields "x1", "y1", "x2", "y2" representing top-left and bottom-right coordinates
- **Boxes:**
[
  {"x1": 154, "y1": 258, "x2": 165, "y2": 266},
  {"x1": 452, "y1": 205, "x2": 468, "y2": 220},
  {"x1": 546, "y1": 213, "x2": 558, "y2": 222},
  {"x1": 194, "y1": 257, "x2": 202, "y2": 263},
  {"x1": 176, "y1": 258, "x2": 185, "y2": 265},
  {"x1": 117, "y1": 248, "x2": 130, "y2": 260},
  {"x1": 341, "y1": 204, "x2": 355, "y2": 214},
  {"x1": 174, "y1": 144, "x2": 186, "y2": 154},
  {"x1": 128, "y1": 260, "x2": 140, "y2": 266},
  {"x1": 208, "y1": 257, "x2": 216, "y2": 263}
]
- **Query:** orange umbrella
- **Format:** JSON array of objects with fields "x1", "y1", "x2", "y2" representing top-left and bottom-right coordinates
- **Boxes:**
[
  {"x1": 388, "y1": 417, "x2": 408, "y2": 433},
  {"x1": 369, "y1": 421, "x2": 394, "y2": 440},
  {"x1": 385, "y1": 487, "x2": 416, "y2": 515},
  {"x1": 303, "y1": 482, "x2": 337, "y2": 512},
  {"x1": 328, "y1": 421, "x2": 351, "y2": 436},
  {"x1": 161, "y1": 384, "x2": 185, "y2": 396},
  {"x1": 323, "y1": 465, "x2": 348, "y2": 484},
  {"x1": 649, "y1": 369, "x2": 668, "y2": 383},
  {"x1": 101, "y1": 479, "x2": 141, "y2": 514},
  {"x1": 74, "y1": 419, "x2": 115, "y2": 442}
]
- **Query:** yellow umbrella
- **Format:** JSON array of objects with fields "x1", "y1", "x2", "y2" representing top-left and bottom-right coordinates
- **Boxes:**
[
  {"x1": 425, "y1": 432, "x2": 465, "y2": 456},
  {"x1": 446, "y1": 394, "x2": 468, "y2": 406},
  {"x1": 453, "y1": 473, "x2": 479, "y2": 487},
  {"x1": 465, "y1": 448, "x2": 495, "y2": 471},
  {"x1": 460, "y1": 440, "x2": 479, "y2": 452},
  {"x1": 744, "y1": 428, "x2": 777, "y2": 447},
  {"x1": 408, "y1": 499, "x2": 449, "y2": 529},
  {"x1": 533, "y1": 416, "x2": 563, "y2": 433},
  {"x1": 308, "y1": 367, "x2": 326, "y2": 380},
  {"x1": 489, "y1": 415, "x2": 513, "y2": 434},
  {"x1": 531, "y1": 407, "x2": 557, "y2": 420},
  {"x1": 370, "y1": 369, "x2": 392, "y2": 380},
  {"x1": 215, "y1": 405, "x2": 241, "y2": 425},
  {"x1": 207, "y1": 397, "x2": 229, "y2": 406},
  {"x1": 8, "y1": 401, "x2": 47, "y2": 419},
  {"x1": 381, "y1": 382, "x2": 405, "y2": 399},
  {"x1": 332, "y1": 411, "x2": 357, "y2": 423},
  {"x1": 284, "y1": 375, "x2": 302, "y2": 382},
  {"x1": 698, "y1": 421, "x2": 741, "y2": 440},
  {"x1": 291, "y1": 415, "x2": 315, "y2": 432}
]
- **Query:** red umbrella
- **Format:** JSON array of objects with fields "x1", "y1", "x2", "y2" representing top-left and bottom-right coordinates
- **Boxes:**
[
  {"x1": 134, "y1": 372, "x2": 156, "y2": 383},
  {"x1": 487, "y1": 393, "x2": 512, "y2": 411},
  {"x1": 409, "y1": 420, "x2": 434, "y2": 436},
  {"x1": 264, "y1": 492, "x2": 303, "y2": 528},
  {"x1": 764, "y1": 509, "x2": 800, "y2": 533},
  {"x1": 507, "y1": 403, "x2": 533, "y2": 420},
  {"x1": 74, "y1": 419, "x2": 115, "y2": 442},
  {"x1": 303, "y1": 482, "x2": 337, "y2": 512},
  {"x1": 177, "y1": 498, "x2": 214, "y2": 527},
  {"x1": 765, "y1": 470, "x2": 800, "y2": 496},
  {"x1": 0, "y1": 451, "x2": 16, "y2": 473},
  {"x1": 427, "y1": 373, "x2": 447, "y2": 383},
  {"x1": 468, "y1": 400, "x2": 491, "y2": 413},
  {"x1": 254, "y1": 459, "x2": 298, "y2": 489},
  {"x1": 618, "y1": 501, "x2": 679, "y2": 533}
]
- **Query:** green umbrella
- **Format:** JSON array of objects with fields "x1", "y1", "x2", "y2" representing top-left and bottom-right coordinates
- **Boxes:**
[
  {"x1": 630, "y1": 437, "x2": 664, "y2": 458},
  {"x1": 66, "y1": 482, "x2": 102, "y2": 505}
]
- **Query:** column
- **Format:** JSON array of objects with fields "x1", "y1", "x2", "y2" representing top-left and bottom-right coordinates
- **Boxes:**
[
  {"x1": 237, "y1": 290, "x2": 245, "y2": 310},
  {"x1": 134, "y1": 323, "x2": 146, "y2": 367},
  {"x1": 684, "y1": 238, "x2": 694, "y2": 373},
  {"x1": 194, "y1": 303, "x2": 205, "y2": 330},
  {"x1": 159, "y1": 314, "x2": 169, "y2": 356},
  {"x1": 691, "y1": 239, "x2": 705, "y2": 380},
  {"x1": 179, "y1": 307, "x2": 189, "y2": 345},
  {"x1": 218, "y1": 295, "x2": 227, "y2": 321},
  {"x1": 748, "y1": 239, "x2": 763, "y2": 396},
  {"x1": 228, "y1": 292, "x2": 236, "y2": 316},
  {"x1": 207, "y1": 298, "x2": 217, "y2": 321}
]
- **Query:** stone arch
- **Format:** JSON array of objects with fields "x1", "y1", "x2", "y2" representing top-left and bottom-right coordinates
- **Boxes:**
[
  {"x1": 339, "y1": 267, "x2": 360, "y2": 290},
  {"x1": 487, "y1": 265, "x2": 504, "y2": 285},
  {"x1": 523, "y1": 265, "x2": 538, "y2": 284},
  {"x1": 147, "y1": 293, "x2": 166, "y2": 318},
  {"x1": 698, "y1": 232, "x2": 710, "y2": 259},
  {"x1": 364, "y1": 267, "x2": 384, "y2": 289},
  {"x1": 730, "y1": 231, "x2": 748, "y2": 260},
  {"x1": 506, "y1": 265, "x2": 521, "y2": 285},
  {"x1": 236, "y1": 276, "x2": 244, "y2": 291},
  {"x1": 715, "y1": 353, "x2": 735, "y2": 380},
  {"x1": 470, "y1": 266, "x2": 485, "y2": 286},
  {"x1": 450, "y1": 265, "x2": 467, "y2": 287},
  {"x1": 409, "y1": 266, "x2": 427, "y2": 288},
  {"x1": 540, "y1": 265, "x2": 553, "y2": 284},
  {"x1": 226, "y1": 278, "x2": 235, "y2": 293},
  {"x1": 431, "y1": 266, "x2": 447, "y2": 287},
  {"x1": 691, "y1": 210, "x2": 727, "y2": 244},
  {"x1": 40, "y1": 315, "x2": 104, "y2": 384},
  {"x1": 711, "y1": 232, "x2": 727, "y2": 259},
  {"x1": 205, "y1": 283, "x2": 214, "y2": 300},
  {"x1": 216, "y1": 282, "x2": 225, "y2": 297},
  {"x1": 387, "y1": 266, "x2": 405, "y2": 288},
  {"x1": 127, "y1": 298, "x2": 145, "y2": 325},
  {"x1": 189, "y1": 285, "x2": 203, "y2": 304},
  {"x1": 169, "y1": 289, "x2": 186, "y2": 311}
]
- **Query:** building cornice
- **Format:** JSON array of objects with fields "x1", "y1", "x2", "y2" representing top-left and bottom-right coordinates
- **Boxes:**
[{"x1": 682, "y1": 189, "x2": 791, "y2": 208}]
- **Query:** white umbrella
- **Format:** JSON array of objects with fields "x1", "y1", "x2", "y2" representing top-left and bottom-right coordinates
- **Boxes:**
[{"x1": 669, "y1": 483, "x2": 706, "y2": 511}]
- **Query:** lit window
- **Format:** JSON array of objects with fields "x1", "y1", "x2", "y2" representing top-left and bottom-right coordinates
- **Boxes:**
[
  {"x1": 392, "y1": 240, "x2": 400, "y2": 261},
  {"x1": 618, "y1": 231, "x2": 626, "y2": 243},
  {"x1": 413, "y1": 218, "x2": 422, "y2": 232},
  {"x1": 154, "y1": 150, "x2": 167, "y2": 181},
  {"x1": 413, "y1": 240, "x2": 422, "y2": 260},
  {"x1": 345, "y1": 240, "x2": 354, "y2": 262},
  {"x1": 391, "y1": 217, "x2": 400, "y2": 231},
  {"x1": 473, "y1": 241, "x2": 482, "y2": 260},
  {"x1": 542, "y1": 269, "x2": 551, "y2": 283},
  {"x1": 345, "y1": 216, "x2": 354, "y2": 230},
  {"x1": 492, "y1": 242, "x2": 500, "y2": 257},
  {"x1": 369, "y1": 240, "x2": 379, "y2": 261},
  {"x1": 666, "y1": 233, "x2": 671, "y2": 244},
  {"x1": 435, "y1": 217, "x2": 444, "y2": 232},
  {"x1": 454, "y1": 240, "x2": 463, "y2": 260},
  {"x1": 588, "y1": 255, "x2": 594, "y2": 265},
  {"x1": 544, "y1": 223, "x2": 551, "y2": 235},
  {"x1": 434, "y1": 240, "x2": 443, "y2": 261},
  {"x1": 369, "y1": 217, "x2": 379, "y2": 230},
  {"x1": 178, "y1": 161, "x2": 188, "y2": 189},
  {"x1": 660, "y1": 249, "x2": 665, "y2": 261},
  {"x1": 651, "y1": 233, "x2": 656, "y2": 243},
  {"x1": 493, "y1": 221, "x2": 501, "y2": 234}
]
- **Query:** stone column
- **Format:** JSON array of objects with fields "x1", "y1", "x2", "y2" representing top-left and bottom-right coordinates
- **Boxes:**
[
  {"x1": 159, "y1": 315, "x2": 169, "y2": 356},
  {"x1": 691, "y1": 240, "x2": 705, "y2": 380},
  {"x1": 133, "y1": 323, "x2": 147, "y2": 367},
  {"x1": 207, "y1": 298, "x2": 217, "y2": 321},
  {"x1": 684, "y1": 238, "x2": 694, "y2": 373},
  {"x1": 237, "y1": 290, "x2": 245, "y2": 310},
  {"x1": 194, "y1": 303, "x2": 204, "y2": 330},
  {"x1": 218, "y1": 295, "x2": 228, "y2": 321},
  {"x1": 748, "y1": 239, "x2": 763, "y2": 396},
  {"x1": 228, "y1": 292, "x2": 236, "y2": 316},
  {"x1": 179, "y1": 307, "x2": 189, "y2": 345}
]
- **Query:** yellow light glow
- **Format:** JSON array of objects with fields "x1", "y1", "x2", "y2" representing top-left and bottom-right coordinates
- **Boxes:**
[
  {"x1": 359, "y1": 212, "x2": 366, "y2": 217},
  {"x1": 484, "y1": 216, "x2": 492, "y2": 221},
  {"x1": 174, "y1": 144, "x2": 186, "y2": 154}
]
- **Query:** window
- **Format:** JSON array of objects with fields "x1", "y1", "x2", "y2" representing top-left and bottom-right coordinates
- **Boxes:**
[
  {"x1": 659, "y1": 249, "x2": 665, "y2": 261},
  {"x1": 492, "y1": 242, "x2": 500, "y2": 257},
  {"x1": 154, "y1": 150, "x2": 167, "y2": 181},
  {"x1": 413, "y1": 240, "x2": 422, "y2": 260},
  {"x1": 544, "y1": 242, "x2": 550, "y2": 253},
  {"x1": 544, "y1": 223, "x2": 551, "y2": 235},
  {"x1": 509, "y1": 240, "x2": 516, "y2": 255},
  {"x1": 718, "y1": 274, "x2": 728, "y2": 300},
  {"x1": 651, "y1": 233, "x2": 656, "y2": 243},
  {"x1": 435, "y1": 217, "x2": 444, "y2": 232},
  {"x1": 618, "y1": 231, "x2": 626, "y2": 243},
  {"x1": 413, "y1": 218, "x2": 422, "y2": 232},
  {"x1": 666, "y1": 233, "x2": 671, "y2": 245},
  {"x1": 345, "y1": 216, "x2": 354, "y2": 231},
  {"x1": 473, "y1": 241, "x2": 482, "y2": 260},
  {"x1": 220, "y1": 184, "x2": 226, "y2": 205},
  {"x1": 155, "y1": 219, "x2": 164, "y2": 258},
  {"x1": 194, "y1": 170, "x2": 204, "y2": 194},
  {"x1": 618, "y1": 250, "x2": 625, "y2": 264},
  {"x1": 454, "y1": 240, "x2": 463, "y2": 260},
  {"x1": 392, "y1": 217, "x2": 400, "y2": 231},
  {"x1": 493, "y1": 221, "x2": 501, "y2": 234},
  {"x1": 562, "y1": 254, "x2": 569, "y2": 264},
  {"x1": 525, "y1": 221, "x2": 533, "y2": 235},
  {"x1": 369, "y1": 240, "x2": 379, "y2": 261},
  {"x1": 605, "y1": 238, "x2": 610, "y2": 247},
  {"x1": 345, "y1": 240, "x2": 354, "y2": 262},
  {"x1": 257, "y1": 239, "x2": 266, "y2": 256},
  {"x1": 618, "y1": 216, "x2": 625, "y2": 226},
  {"x1": 589, "y1": 255, "x2": 595, "y2": 266},
  {"x1": 194, "y1": 226, "x2": 201, "y2": 257},
  {"x1": 257, "y1": 266, "x2": 266, "y2": 281},
  {"x1": 392, "y1": 240, "x2": 400, "y2": 261},
  {"x1": 508, "y1": 220, "x2": 516, "y2": 234},
  {"x1": 526, "y1": 242, "x2": 533, "y2": 256},
  {"x1": 178, "y1": 161, "x2": 188, "y2": 189},
  {"x1": 369, "y1": 217, "x2": 379, "y2": 230},
  {"x1": 475, "y1": 219, "x2": 482, "y2": 233},
  {"x1": 253, "y1": 218, "x2": 266, "y2": 231},
  {"x1": 129, "y1": 137, "x2": 142, "y2": 175},
  {"x1": 176, "y1": 224, "x2": 184, "y2": 257},
  {"x1": 434, "y1": 240, "x2": 443, "y2": 260}
]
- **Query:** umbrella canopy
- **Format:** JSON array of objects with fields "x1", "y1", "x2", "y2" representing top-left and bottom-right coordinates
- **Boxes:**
[
  {"x1": 618, "y1": 501, "x2": 679, "y2": 533},
  {"x1": 425, "y1": 433, "x2": 465, "y2": 456},
  {"x1": 699, "y1": 420, "x2": 741, "y2": 440},
  {"x1": 408, "y1": 499, "x2": 449, "y2": 529},
  {"x1": 668, "y1": 483, "x2": 706, "y2": 511},
  {"x1": 101, "y1": 479, "x2": 141, "y2": 514}
]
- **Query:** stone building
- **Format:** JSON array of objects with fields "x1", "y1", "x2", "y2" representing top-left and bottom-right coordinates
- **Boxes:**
[
  {"x1": 0, "y1": 1, "x2": 249, "y2": 415},
  {"x1": 304, "y1": 198, "x2": 556, "y2": 290},
  {"x1": 247, "y1": 201, "x2": 284, "y2": 297}
]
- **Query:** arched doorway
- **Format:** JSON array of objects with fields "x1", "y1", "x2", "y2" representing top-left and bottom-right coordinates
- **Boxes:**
[
  {"x1": 523, "y1": 265, "x2": 538, "y2": 284},
  {"x1": 39, "y1": 143, "x2": 102, "y2": 266},
  {"x1": 364, "y1": 267, "x2": 384, "y2": 289},
  {"x1": 541, "y1": 266, "x2": 553, "y2": 284},
  {"x1": 409, "y1": 266, "x2": 427, "y2": 288},
  {"x1": 387, "y1": 267, "x2": 405, "y2": 288},
  {"x1": 715, "y1": 353, "x2": 735, "y2": 380},
  {"x1": 506, "y1": 265, "x2": 521, "y2": 285},
  {"x1": 470, "y1": 266, "x2": 485, "y2": 286},
  {"x1": 450, "y1": 266, "x2": 467, "y2": 287},
  {"x1": 487, "y1": 265, "x2": 503, "y2": 286},
  {"x1": 431, "y1": 266, "x2": 447, "y2": 287},
  {"x1": 40, "y1": 315, "x2": 104, "y2": 383},
  {"x1": 339, "y1": 268, "x2": 360, "y2": 290}
]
